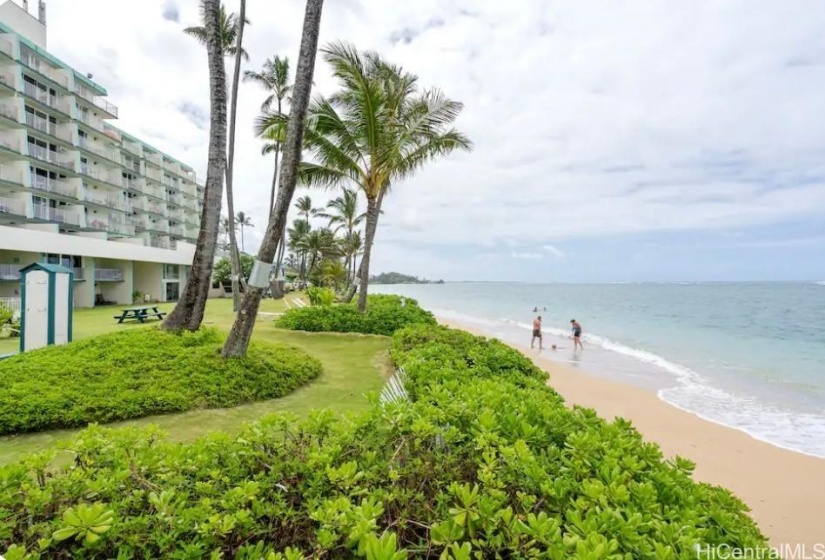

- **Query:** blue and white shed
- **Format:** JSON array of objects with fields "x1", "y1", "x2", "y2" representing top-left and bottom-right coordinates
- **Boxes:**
[{"x1": 19, "y1": 263, "x2": 73, "y2": 352}]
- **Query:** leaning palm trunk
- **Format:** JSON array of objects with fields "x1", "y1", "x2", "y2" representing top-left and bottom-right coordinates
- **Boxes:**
[
  {"x1": 223, "y1": 0, "x2": 247, "y2": 312},
  {"x1": 163, "y1": 0, "x2": 226, "y2": 332},
  {"x1": 222, "y1": 0, "x2": 325, "y2": 357}
]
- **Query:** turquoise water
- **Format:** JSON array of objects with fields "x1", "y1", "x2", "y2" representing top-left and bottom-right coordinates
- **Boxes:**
[{"x1": 372, "y1": 282, "x2": 825, "y2": 457}]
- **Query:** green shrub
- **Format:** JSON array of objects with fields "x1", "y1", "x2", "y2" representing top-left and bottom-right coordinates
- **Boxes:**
[
  {"x1": 0, "y1": 327, "x2": 321, "y2": 435},
  {"x1": 0, "y1": 302, "x2": 12, "y2": 329},
  {"x1": 305, "y1": 286, "x2": 335, "y2": 306},
  {"x1": 0, "y1": 324, "x2": 770, "y2": 558},
  {"x1": 276, "y1": 294, "x2": 436, "y2": 336}
]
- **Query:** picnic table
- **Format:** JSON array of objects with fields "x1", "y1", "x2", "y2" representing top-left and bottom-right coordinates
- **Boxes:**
[{"x1": 114, "y1": 306, "x2": 166, "y2": 324}]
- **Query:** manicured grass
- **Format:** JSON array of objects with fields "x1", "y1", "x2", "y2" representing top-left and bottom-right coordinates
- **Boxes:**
[{"x1": 0, "y1": 295, "x2": 391, "y2": 465}]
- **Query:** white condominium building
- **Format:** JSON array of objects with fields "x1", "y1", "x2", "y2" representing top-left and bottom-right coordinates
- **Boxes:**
[{"x1": 0, "y1": 0, "x2": 202, "y2": 308}]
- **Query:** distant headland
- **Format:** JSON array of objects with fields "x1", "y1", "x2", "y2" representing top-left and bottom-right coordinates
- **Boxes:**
[{"x1": 369, "y1": 272, "x2": 444, "y2": 284}]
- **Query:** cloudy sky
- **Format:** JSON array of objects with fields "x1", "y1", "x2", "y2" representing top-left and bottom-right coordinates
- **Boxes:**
[{"x1": 36, "y1": 0, "x2": 825, "y2": 282}]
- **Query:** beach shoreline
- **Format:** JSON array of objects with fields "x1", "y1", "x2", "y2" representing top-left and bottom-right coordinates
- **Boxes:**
[{"x1": 438, "y1": 315, "x2": 825, "y2": 548}]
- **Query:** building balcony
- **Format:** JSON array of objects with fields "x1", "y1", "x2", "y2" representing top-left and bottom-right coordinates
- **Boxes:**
[
  {"x1": 149, "y1": 236, "x2": 170, "y2": 249},
  {"x1": 123, "y1": 142, "x2": 142, "y2": 158},
  {"x1": 0, "y1": 136, "x2": 21, "y2": 156},
  {"x1": 20, "y1": 52, "x2": 70, "y2": 91},
  {"x1": 0, "y1": 104, "x2": 21, "y2": 127},
  {"x1": 0, "y1": 263, "x2": 21, "y2": 281},
  {"x1": 169, "y1": 225, "x2": 185, "y2": 237},
  {"x1": 72, "y1": 267, "x2": 85, "y2": 281},
  {"x1": 79, "y1": 164, "x2": 122, "y2": 188},
  {"x1": 77, "y1": 113, "x2": 106, "y2": 134},
  {"x1": 0, "y1": 38, "x2": 14, "y2": 61},
  {"x1": 22, "y1": 82, "x2": 61, "y2": 110},
  {"x1": 146, "y1": 221, "x2": 169, "y2": 234},
  {"x1": 28, "y1": 143, "x2": 76, "y2": 171},
  {"x1": 0, "y1": 196, "x2": 26, "y2": 217},
  {"x1": 124, "y1": 178, "x2": 144, "y2": 194},
  {"x1": 146, "y1": 201, "x2": 166, "y2": 216},
  {"x1": 144, "y1": 152, "x2": 162, "y2": 167},
  {"x1": 0, "y1": 70, "x2": 16, "y2": 92},
  {"x1": 0, "y1": 168, "x2": 23, "y2": 185},
  {"x1": 74, "y1": 84, "x2": 119, "y2": 119},
  {"x1": 83, "y1": 192, "x2": 129, "y2": 213},
  {"x1": 94, "y1": 268, "x2": 124, "y2": 282},
  {"x1": 78, "y1": 137, "x2": 122, "y2": 166},
  {"x1": 32, "y1": 204, "x2": 80, "y2": 225},
  {"x1": 30, "y1": 174, "x2": 76, "y2": 198},
  {"x1": 24, "y1": 112, "x2": 74, "y2": 144}
]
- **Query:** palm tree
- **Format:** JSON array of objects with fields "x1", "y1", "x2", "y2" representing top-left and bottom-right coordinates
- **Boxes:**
[
  {"x1": 295, "y1": 195, "x2": 321, "y2": 224},
  {"x1": 236, "y1": 211, "x2": 253, "y2": 252},
  {"x1": 287, "y1": 218, "x2": 311, "y2": 282},
  {"x1": 340, "y1": 229, "x2": 363, "y2": 285},
  {"x1": 183, "y1": 2, "x2": 250, "y2": 60},
  {"x1": 244, "y1": 55, "x2": 293, "y2": 114},
  {"x1": 186, "y1": 0, "x2": 249, "y2": 311},
  {"x1": 259, "y1": 42, "x2": 471, "y2": 311},
  {"x1": 222, "y1": 0, "x2": 325, "y2": 357},
  {"x1": 303, "y1": 228, "x2": 338, "y2": 282},
  {"x1": 246, "y1": 56, "x2": 294, "y2": 299},
  {"x1": 163, "y1": 0, "x2": 227, "y2": 332},
  {"x1": 317, "y1": 188, "x2": 365, "y2": 236}
]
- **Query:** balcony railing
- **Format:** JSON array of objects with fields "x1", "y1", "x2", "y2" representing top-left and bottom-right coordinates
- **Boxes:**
[
  {"x1": 32, "y1": 204, "x2": 79, "y2": 224},
  {"x1": 23, "y1": 81, "x2": 58, "y2": 108},
  {"x1": 0, "y1": 71, "x2": 15, "y2": 89},
  {"x1": 77, "y1": 113, "x2": 105, "y2": 133},
  {"x1": 0, "y1": 196, "x2": 25, "y2": 216},
  {"x1": 83, "y1": 192, "x2": 129, "y2": 212},
  {"x1": 124, "y1": 178, "x2": 143, "y2": 193},
  {"x1": 28, "y1": 144, "x2": 75, "y2": 170},
  {"x1": 0, "y1": 39, "x2": 13, "y2": 59},
  {"x1": 147, "y1": 202, "x2": 166, "y2": 216},
  {"x1": 80, "y1": 164, "x2": 121, "y2": 187},
  {"x1": 24, "y1": 112, "x2": 73, "y2": 143},
  {"x1": 0, "y1": 104, "x2": 19, "y2": 123},
  {"x1": 31, "y1": 174, "x2": 75, "y2": 198},
  {"x1": 0, "y1": 264, "x2": 21, "y2": 280},
  {"x1": 108, "y1": 222, "x2": 135, "y2": 236},
  {"x1": 78, "y1": 136, "x2": 121, "y2": 164},
  {"x1": 149, "y1": 237, "x2": 170, "y2": 249},
  {"x1": 95, "y1": 268, "x2": 124, "y2": 282},
  {"x1": 169, "y1": 226, "x2": 185, "y2": 237},
  {"x1": 123, "y1": 143, "x2": 142, "y2": 157},
  {"x1": 148, "y1": 221, "x2": 169, "y2": 234},
  {"x1": 0, "y1": 137, "x2": 19, "y2": 154},
  {"x1": 94, "y1": 97, "x2": 118, "y2": 117},
  {"x1": 0, "y1": 168, "x2": 23, "y2": 184}
]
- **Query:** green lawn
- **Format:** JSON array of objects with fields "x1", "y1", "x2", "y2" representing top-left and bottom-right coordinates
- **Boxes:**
[{"x1": 0, "y1": 295, "x2": 391, "y2": 465}]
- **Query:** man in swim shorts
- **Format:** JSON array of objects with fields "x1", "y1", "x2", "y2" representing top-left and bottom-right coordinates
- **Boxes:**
[
  {"x1": 570, "y1": 319, "x2": 583, "y2": 350},
  {"x1": 531, "y1": 316, "x2": 543, "y2": 350}
]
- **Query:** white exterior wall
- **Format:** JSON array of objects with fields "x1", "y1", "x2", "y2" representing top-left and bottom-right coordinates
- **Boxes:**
[
  {"x1": 0, "y1": 0, "x2": 45, "y2": 48},
  {"x1": 0, "y1": 225, "x2": 196, "y2": 265},
  {"x1": 133, "y1": 261, "x2": 163, "y2": 303}
]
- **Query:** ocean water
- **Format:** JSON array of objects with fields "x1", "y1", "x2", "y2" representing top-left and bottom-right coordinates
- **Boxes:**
[{"x1": 372, "y1": 282, "x2": 825, "y2": 458}]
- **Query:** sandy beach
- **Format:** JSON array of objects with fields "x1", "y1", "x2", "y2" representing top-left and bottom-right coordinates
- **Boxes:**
[{"x1": 439, "y1": 317, "x2": 825, "y2": 548}]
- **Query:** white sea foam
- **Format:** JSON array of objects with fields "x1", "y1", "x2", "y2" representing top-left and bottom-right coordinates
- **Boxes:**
[{"x1": 469, "y1": 314, "x2": 825, "y2": 458}]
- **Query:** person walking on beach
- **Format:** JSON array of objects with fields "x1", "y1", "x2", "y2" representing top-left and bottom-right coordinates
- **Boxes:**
[
  {"x1": 570, "y1": 319, "x2": 583, "y2": 351},
  {"x1": 531, "y1": 316, "x2": 543, "y2": 350}
]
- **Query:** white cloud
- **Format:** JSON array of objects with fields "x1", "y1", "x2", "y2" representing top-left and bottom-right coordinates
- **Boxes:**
[
  {"x1": 37, "y1": 0, "x2": 825, "y2": 279},
  {"x1": 542, "y1": 245, "x2": 566, "y2": 259},
  {"x1": 511, "y1": 252, "x2": 543, "y2": 260}
]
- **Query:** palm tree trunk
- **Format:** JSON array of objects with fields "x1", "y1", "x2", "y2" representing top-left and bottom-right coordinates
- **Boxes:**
[
  {"x1": 222, "y1": 0, "x2": 325, "y2": 357},
  {"x1": 356, "y1": 195, "x2": 380, "y2": 312},
  {"x1": 222, "y1": 0, "x2": 247, "y2": 313},
  {"x1": 163, "y1": 0, "x2": 226, "y2": 332}
]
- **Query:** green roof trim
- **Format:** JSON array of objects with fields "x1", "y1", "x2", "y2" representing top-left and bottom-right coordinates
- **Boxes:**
[{"x1": 0, "y1": 21, "x2": 108, "y2": 95}]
